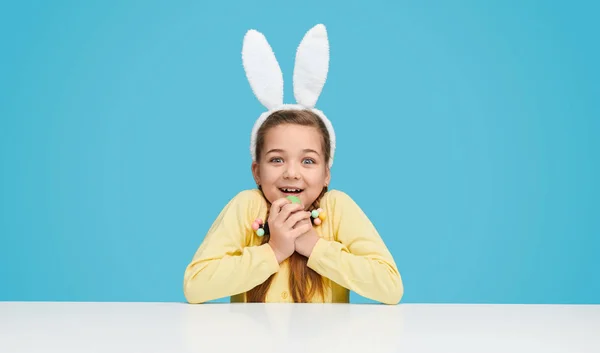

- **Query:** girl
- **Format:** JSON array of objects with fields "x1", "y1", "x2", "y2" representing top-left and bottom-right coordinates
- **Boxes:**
[{"x1": 183, "y1": 24, "x2": 403, "y2": 304}]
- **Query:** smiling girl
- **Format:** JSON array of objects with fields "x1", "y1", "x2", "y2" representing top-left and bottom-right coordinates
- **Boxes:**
[{"x1": 183, "y1": 24, "x2": 403, "y2": 305}]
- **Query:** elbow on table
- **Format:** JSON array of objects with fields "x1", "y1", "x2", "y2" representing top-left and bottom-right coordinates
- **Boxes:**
[
  {"x1": 183, "y1": 279, "x2": 205, "y2": 304},
  {"x1": 389, "y1": 281, "x2": 404, "y2": 305},
  {"x1": 182, "y1": 269, "x2": 214, "y2": 304},
  {"x1": 381, "y1": 274, "x2": 404, "y2": 305}
]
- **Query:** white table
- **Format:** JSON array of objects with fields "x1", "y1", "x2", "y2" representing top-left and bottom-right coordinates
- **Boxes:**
[{"x1": 1, "y1": 302, "x2": 599, "y2": 352}]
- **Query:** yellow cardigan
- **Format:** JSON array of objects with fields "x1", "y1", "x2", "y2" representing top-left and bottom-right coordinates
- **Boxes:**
[{"x1": 183, "y1": 189, "x2": 403, "y2": 304}]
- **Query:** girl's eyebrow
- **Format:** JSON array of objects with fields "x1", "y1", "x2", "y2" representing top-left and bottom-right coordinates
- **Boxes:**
[
  {"x1": 266, "y1": 149, "x2": 285, "y2": 154},
  {"x1": 303, "y1": 149, "x2": 320, "y2": 155}
]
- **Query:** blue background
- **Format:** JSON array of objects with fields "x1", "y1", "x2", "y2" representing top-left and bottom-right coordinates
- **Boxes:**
[{"x1": 1, "y1": 0, "x2": 598, "y2": 304}]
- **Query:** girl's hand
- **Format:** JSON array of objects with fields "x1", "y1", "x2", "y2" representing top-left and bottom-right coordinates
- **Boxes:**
[
  {"x1": 267, "y1": 198, "x2": 312, "y2": 263},
  {"x1": 294, "y1": 227, "x2": 320, "y2": 257}
]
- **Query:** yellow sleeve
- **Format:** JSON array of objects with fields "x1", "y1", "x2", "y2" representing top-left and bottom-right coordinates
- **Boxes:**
[
  {"x1": 183, "y1": 190, "x2": 279, "y2": 303},
  {"x1": 307, "y1": 190, "x2": 404, "y2": 305}
]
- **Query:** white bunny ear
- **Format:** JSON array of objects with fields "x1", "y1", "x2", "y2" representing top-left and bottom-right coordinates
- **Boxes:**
[
  {"x1": 293, "y1": 24, "x2": 329, "y2": 108},
  {"x1": 242, "y1": 29, "x2": 284, "y2": 110}
]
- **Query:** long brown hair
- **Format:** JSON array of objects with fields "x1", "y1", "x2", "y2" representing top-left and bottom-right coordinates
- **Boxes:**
[{"x1": 246, "y1": 109, "x2": 331, "y2": 303}]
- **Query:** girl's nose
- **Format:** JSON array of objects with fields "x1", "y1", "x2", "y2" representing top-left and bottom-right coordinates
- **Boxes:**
[{"x1": 283, "y1": 164, "x2": 300, "y2": 179}]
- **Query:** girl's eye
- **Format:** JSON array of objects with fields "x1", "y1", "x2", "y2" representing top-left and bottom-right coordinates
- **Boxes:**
[
  {"x1": 270, "y1": 157, "x2": 283, "y2": 163},
  {"x1": 303, "y1": 158, "x2": 316, "y2": 164}
]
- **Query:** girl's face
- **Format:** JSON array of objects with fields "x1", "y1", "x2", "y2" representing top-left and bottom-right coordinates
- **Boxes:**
[{"x1": 252, "y1": 123, "x2": 330, "y2": 209}]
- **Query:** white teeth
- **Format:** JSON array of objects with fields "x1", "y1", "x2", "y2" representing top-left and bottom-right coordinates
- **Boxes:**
[{"x1": 282, "y1": 188, "x2": 301, "y2": 192}]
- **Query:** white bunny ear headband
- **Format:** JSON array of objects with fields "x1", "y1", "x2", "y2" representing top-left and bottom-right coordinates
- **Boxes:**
[{"x1": 242, "y1": 24, "x2": 336, "y2": 168}]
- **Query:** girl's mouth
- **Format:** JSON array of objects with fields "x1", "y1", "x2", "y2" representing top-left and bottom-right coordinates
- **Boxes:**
[{"x1": 279, "y1": 188, "x2": 303, "y2": 194}]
